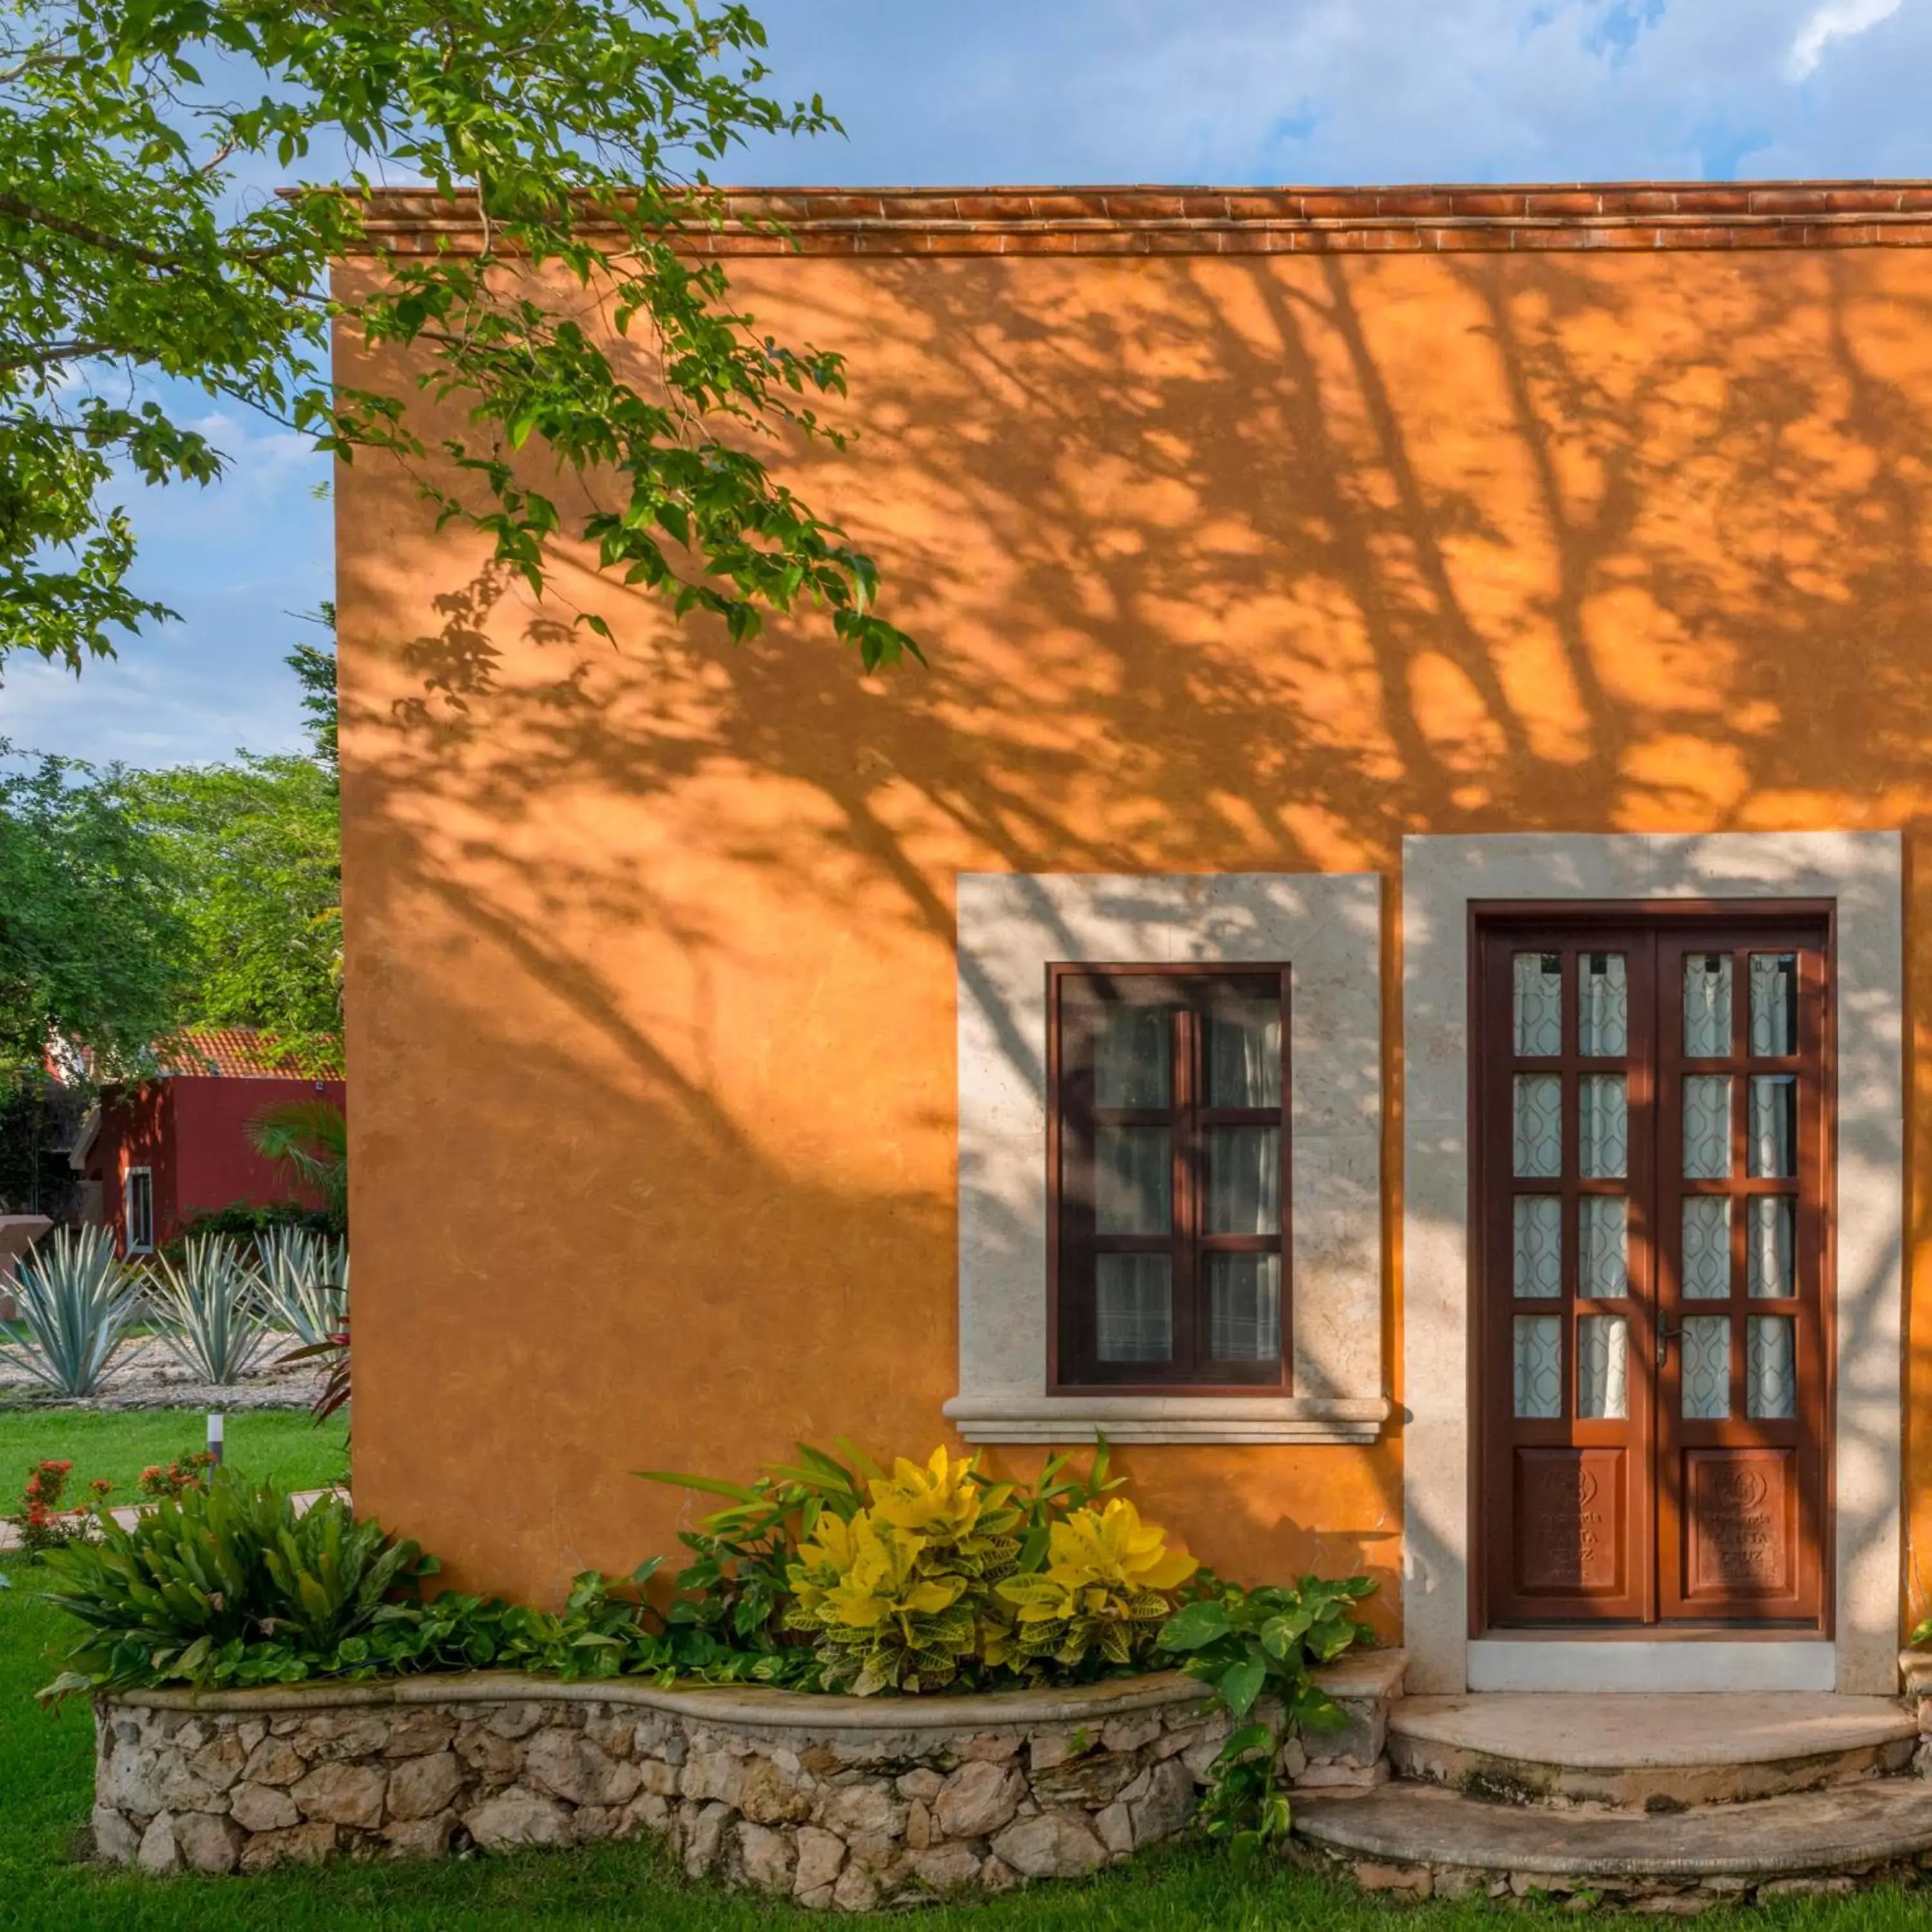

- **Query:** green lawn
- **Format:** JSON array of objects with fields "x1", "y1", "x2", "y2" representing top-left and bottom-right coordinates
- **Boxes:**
[
  {"x1": 0, "y1": 1408, "x2": 348, "y2": 1510},
  {"x1": 0, "y1": 1534, "x2": 1923, "y2": 1927}
]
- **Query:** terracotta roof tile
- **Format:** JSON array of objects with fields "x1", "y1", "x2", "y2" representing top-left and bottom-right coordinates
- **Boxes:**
[{"x1": 156, "y1": 1028, "x2": 342, "y2": 1079}]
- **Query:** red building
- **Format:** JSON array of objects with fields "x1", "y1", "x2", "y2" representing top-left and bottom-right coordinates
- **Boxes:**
[{"x1": 71, "y1": 1030, "x2": 345, "y2": 1255}]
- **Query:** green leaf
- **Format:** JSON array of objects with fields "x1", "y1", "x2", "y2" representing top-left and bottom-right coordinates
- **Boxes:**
[
  {"x1": 1157, "y1": 1598, "x2": 1232, "y2": 1651},
  {"x1": 1216, "y1": 1654, "x2": 1268, "y2": 1718}
]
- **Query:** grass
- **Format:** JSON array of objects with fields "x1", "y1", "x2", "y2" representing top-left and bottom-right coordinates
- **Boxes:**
[
  {"x1": 0, "y1": 1411, "x2": 1919, "y2": 1927},
  {"x1": 0, "y1": 1408, "x2": 348, "y2": 1508}
]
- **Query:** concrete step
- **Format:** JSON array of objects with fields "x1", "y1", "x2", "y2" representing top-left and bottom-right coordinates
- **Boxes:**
[
  {"x1": 1294, "y1": 1778, "x2": 1932, "y2": 1897},
  {"x1": 1388, "y1": 1692, "x2": 1917, "y2": 1810}
]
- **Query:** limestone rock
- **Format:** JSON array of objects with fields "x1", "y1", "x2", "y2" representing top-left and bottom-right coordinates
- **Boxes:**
[
  {"x1": 525, "y1": 1730, "x2": 640, "y2": 1809},
  {"x1": 1355, "y1": 1860, "x2": 1431, "y2": 1897},
  {"x1": 680, "y1": 1799, "x2": 734, "y2": 1878},
  {"x1": 981, "y1": 1855, "x2": 1020, "y2": 1892},
  {"x1": 240, "y1": 1822, "x2": 338, "y2": 1872},
  {"x1": 91, "y1": 1804, "x2": 140, "y2": 1865},
  {"x1": 1128, "y1": 1756, "x2": 1195, "y2": 1848},
  {"x1": 991, "y1": 1810, "x2": 1109, "y2": 1880},
  {"x1": 381, "y1": 1710, "x2": 459, "y2": 1759},
  {"x1": 187, "y1": 1730, "x2": 249, "y2": 1795},
  {"x1": 793, "y1": 1824, "x2": 846, "y2": 1896},
  {"x1": 1027, "y1": 1730, "x2": 1092, "y2": 1774},
  {"x1": 301, "y1": 1710, "x2": 392, "y2": 1761},
  {"x1": 733, "y1": 1821, "x2": 797, "y2": 1893},
  {"x1": 466, "y1": 1788, "x2": 574, "y2": 1851},
  {"x1": 388, "y1": 1752, "x2": 464, "y2": 1823},
  {"x1": 912, "y1": 1842, "x2": 983, "y2": 1891},
  {"x1": 736, "y1": 1754, "x2": 811, "y2": 1826},
  {"x1": 176, "y1": 1812, "x2": 243, "y2": 1875},
  {"x1": 292, "y1": 1761, "x2": 388, "y2": 1829},
  {"x1": 1034, "y1": 1753, "x2": 1137, "y2": 1808},
  {"x1": 1094, "y1": 1802, "x2": 1133, "y2": 1857},
  {"x1": 230, "y1": 1782, "x2": 302, "y2": 1833},
  {"x1": 485, "y1": 1703, "x2": 546, "y2": 1740},
  {"x1": 1101, "y1": 1712, "x2": 1164, "y2": 1753},
  {"x1": 99, "y1": 1742, "x2": 161, "y2": 1818},
  {"x1": 896, "y1": 1768, "x2": 945, "y2": 1800},
  {"x1": 935, "y1": 1759, "x2": 1024, "y2": 1841},
  {"x1": 959, "y1": 1732, "x2": 1023, "y2": 1763},
  {"x1": 136, "y1": 1812, "x2": 180, "y2": 1875},
  {"x1": 817, "y1": 1781, "x2": 905, "y2": 1839},
  {"x1": 455, "y1": 1726, "x2": 522, "y2": 1781},
  {"x1": 241, "y1": 1738, "x2": 307, "y2": 1788},
  {"x1": 831, "y1": 1861, "x2": 881, "y2": 1912},
  {"x1": 383, "y1": 1813, "x2": 458, "y2": 1859}
]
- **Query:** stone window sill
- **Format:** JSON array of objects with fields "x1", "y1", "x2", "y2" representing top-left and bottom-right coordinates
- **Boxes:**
[{"x1": 942, "y1": 1394, "x2": 1391, "y2": 1446}]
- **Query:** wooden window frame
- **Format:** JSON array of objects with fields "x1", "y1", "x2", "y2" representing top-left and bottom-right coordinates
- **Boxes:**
[
  {"x1": 124, "y1": 1165, "x2": 155, "y2": 1256},
  {"x1": 1047, "y1": 963, "x2": 1291, "y2": 1394}
]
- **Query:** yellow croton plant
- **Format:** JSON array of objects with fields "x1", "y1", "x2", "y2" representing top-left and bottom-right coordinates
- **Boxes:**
[{"x1": 784, "y1": 1447, "x2": 1198, "y2": 1696}]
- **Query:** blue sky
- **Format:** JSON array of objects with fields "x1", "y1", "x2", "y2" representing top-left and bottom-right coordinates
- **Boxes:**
[{"x1": 8, "y1": 0, "x2": 1929, "y2": 768}]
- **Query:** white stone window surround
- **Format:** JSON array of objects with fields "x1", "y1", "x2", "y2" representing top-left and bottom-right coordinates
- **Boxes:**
[
  {"x1": 1402, "y1": 832, "x2": 1904, "y2": 1696},
  {"x1": 945, "y1": 873, "x2": 1389, "y2": 1446}
]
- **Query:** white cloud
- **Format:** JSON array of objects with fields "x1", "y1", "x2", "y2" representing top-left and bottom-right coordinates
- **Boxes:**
[{"x1": 1786, "y1": 0, "x2": 1905, "y2": 79}]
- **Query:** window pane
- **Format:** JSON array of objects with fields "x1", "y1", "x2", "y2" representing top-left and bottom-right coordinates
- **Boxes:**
[
  {"x1": 1747, "y1": 1198, "x2": 1797, "y2": 1300},
  {"x1": 1206, "y1": 993, "x2": 1282, "y2": 1108},
  {"x1": 1682, "y1": 1316, "x2": 1732, "y2": 1420},
  {"x1": 1747, "y1": 1316, "x2": 1797, "y2": 1419},
  {"x1": 1094, "y1": 1126, "x2": 1171, "y2": 1234},
  {"x1": 1513, "y1": 1075, "x2": 1562, "y2": 1178},
  {"x1": 1580, "y1": 1197, "x2": 1628, "y2": 1298},
  {"x1": 1094, "y1": 1003, "x2": 1170, "y2": 1108},
  {"x1": 1578, "y1": 952, "x2": 1628, "y2": 1057},
  {"x1": 1513, "y1": 953, "x2": 1564, "y2": 1057},
  {"x1": 1513, "y1": 1315, "x2": 1563, "y2": 1419},
  {"x1": 1748, "y1": 1075, "x2": 1797, "y2": 1178},
  {"x1": 1681, "y1": 1197, "x2": 1732, "y2": 1300},
  {"x1": 1205, "y1": 1128, "x2": 1280, "y2": 1235},
  {"x1": 1095, "y1": 1256, "x2": 1172, "y2": 1363},
  {"x1": 1578, "y1": 1315, "x2": 1629, "y2": 1419},
  {"x1": 1513, "y1": 1195, "x2": 1562, "y2": 1299},
  {"x1": 1579, "y1": 1075, "x2": 1627, "y2": 1179},
  {"x1": 1207, "y1": 1254, "x2": 1282, "y2": 1361},
  {"x1": 1683, "y1": 1075, "x2": 1732, "y2": 1179},
  {"x1": 1684, "y1": 953, "x2": 1733, "y2": 1057},
  {"x1": 1750, "y1": 954, "x2": 1799, "y2": 1057}
]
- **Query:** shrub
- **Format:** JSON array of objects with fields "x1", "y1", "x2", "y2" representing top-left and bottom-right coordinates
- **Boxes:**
[
  {"x1": 144, "y1": 1235, "x2": 272, "y2": 1385},
  {"x1": 1156, "y1": 1573, "x2": 1378, "y2": 1858},
  {"x1": 11, "y1": 1459, "x2": 112, "y2": 1557},
  {"x1": 0, "y1": 1224, "x2": 141, "y2": 1397},
  {"x1": 137, "y1": 1452, "x2": 217, "y2": 1503}
]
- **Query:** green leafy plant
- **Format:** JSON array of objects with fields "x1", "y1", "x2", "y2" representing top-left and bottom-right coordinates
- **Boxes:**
[
  {"x1": 994, "y1": 1499, "x2": 1197, "y2": 1674},
  {"x1": 246, "y1": 1101, "x2": 348, "y2": 1236},
  {"x1": 0, "y1": 1224, "x2": 141, "y2": 1396},
  {"x1": 1157, "y1": 1575, "x2": 1379, "y2": 1861},
  {"x1": 142, "y1": 1236, "x2": 272, "y2": 1386},
  {"x1": 783, "y1": 1449, "x2": 1025, "y2": 1694},
  {"x1": 254, "y1": 1228, "x2": 348, "y2": 1347},
  {"x1": 37, "y1": 1473, "x2": 430, "y2": 1698}
]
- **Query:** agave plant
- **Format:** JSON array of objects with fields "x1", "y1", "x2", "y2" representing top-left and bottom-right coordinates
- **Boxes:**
[
  {"x1": 255, "y1": 1228, "x2": 348, "y2": 1345},
  {"x1": 0, "y1": 1226, "x2": 142, "y2": 1397},
  {"x1": 144, "y1": 1237, "x2": 272, "y2": 1387}
]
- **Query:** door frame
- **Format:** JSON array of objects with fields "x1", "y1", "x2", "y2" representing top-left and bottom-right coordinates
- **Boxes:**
[
  {"x1": 1399, "y1": 832, "x2": 1903, "y2": 1696},
  {"x1": 1470, "y1": 905, "x2": 1835, "y2": 1637}
]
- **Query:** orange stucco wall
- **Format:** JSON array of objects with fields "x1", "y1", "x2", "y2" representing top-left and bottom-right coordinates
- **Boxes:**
[{"x1": 336, "y1": 237, "x2": 1932, "y2": 1633}]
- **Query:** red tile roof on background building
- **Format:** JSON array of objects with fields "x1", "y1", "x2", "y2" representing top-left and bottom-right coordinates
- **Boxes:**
[{"x1": 155, "y1": 1028, "x2": 343, "y2": 1079}]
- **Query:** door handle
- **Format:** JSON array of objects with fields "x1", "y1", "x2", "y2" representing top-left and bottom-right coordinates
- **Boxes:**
[{"x1": 1656, "y1": 1323, "x2": 1681, "y2": 1368}]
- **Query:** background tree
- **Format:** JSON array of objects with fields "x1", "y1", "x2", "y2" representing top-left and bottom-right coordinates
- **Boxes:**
[{"x1": 3, "y1": 0, "x2": 914, "y2": 676}]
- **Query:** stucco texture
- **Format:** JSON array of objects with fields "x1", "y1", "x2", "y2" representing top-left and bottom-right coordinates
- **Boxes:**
[{"x1": 336, "y1": 240, "x2": 1929, "y2": 1631}]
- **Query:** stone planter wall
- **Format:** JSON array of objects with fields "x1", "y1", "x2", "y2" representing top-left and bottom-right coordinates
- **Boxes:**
[{"x1": 93, "y1": 1654, "x2": 1403, "y2": 1908}]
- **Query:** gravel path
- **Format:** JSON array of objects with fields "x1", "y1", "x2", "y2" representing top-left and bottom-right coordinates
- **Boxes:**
[{"x1": 0, "y1": 1334, "x2": 328, "y2": 1412}]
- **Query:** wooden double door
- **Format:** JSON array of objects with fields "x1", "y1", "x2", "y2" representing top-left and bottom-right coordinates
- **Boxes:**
[{"x1": 1477, "y1": 911, "x2": 1832, "y2": 1629}]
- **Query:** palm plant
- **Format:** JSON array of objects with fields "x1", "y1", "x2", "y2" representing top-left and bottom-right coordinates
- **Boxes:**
[
  {"x1": 0, "y1": 1225, "x2": 141, "y2": 1397},
  {"x1": 144, "y1": 1236, "x2": 272, "y2": 1387},
  {"x1": 254, "y1": 1227, "x2": 348, "y2": 1346},
  {"x1": 245, "y1": 1099, "x2": 347, "y2": 1235}
]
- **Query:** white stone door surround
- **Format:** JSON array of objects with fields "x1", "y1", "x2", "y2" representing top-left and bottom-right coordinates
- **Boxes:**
[{"x1": 1402, "y1": 833, "x2": 1904, "y2": 1696}]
